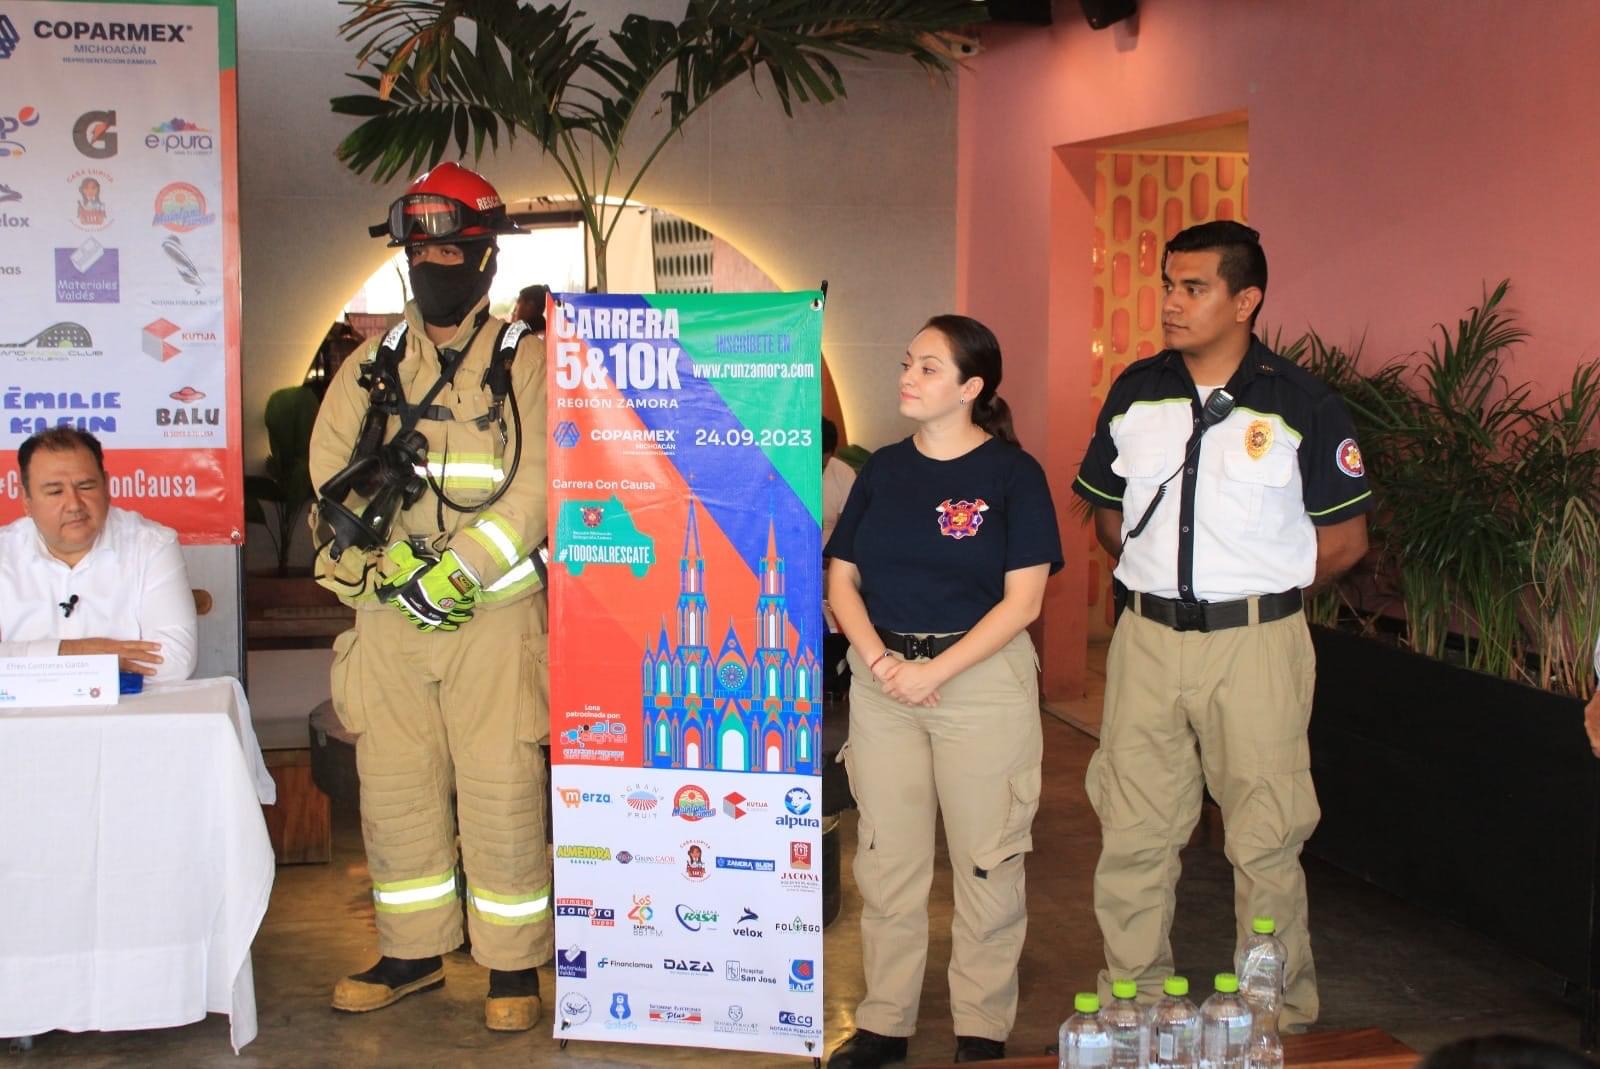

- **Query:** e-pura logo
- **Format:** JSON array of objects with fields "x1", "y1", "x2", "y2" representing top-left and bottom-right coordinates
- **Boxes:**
[{"x1": 145, "y1": 117, "x2": 212, "y2": 155}]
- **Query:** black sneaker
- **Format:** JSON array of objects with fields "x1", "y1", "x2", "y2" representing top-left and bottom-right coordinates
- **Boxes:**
[
  {"x1": 828, "y1": 1028, "x2": 910, "y2": 1068},
  {"x1": 954, "y1": 1035, "x2": 1007, "y2": 1062}
]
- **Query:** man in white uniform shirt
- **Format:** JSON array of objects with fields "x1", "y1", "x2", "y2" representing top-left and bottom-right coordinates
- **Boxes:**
[{"x1": 0, "y1": 428, "x2": 196, "y2": 682}]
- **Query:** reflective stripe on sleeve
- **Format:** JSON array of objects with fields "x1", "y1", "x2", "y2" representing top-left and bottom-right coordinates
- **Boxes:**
[{"x1": 465, "y1": 514, "x2": 524, "y2": 570}]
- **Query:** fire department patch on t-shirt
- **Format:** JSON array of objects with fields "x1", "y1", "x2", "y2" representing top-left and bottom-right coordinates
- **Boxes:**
[
  {"x1": 936, "y1": 498, "x2": 989, "y2": 540},
  {"x1": 1336, "y1": 437, "x2": 1364, "y2": 477}
]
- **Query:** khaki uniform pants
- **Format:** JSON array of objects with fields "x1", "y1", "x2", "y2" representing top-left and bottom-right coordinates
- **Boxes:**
[
  {"x1": 1087, "y1": 608, "x2": 1320, "y2": 1026},
  {"x1": 843, "y1": 631, "x2": 1043, "y2": 1041},
  {"x1": 330, "y1": 596, "x2": 552, "y2": 970}
]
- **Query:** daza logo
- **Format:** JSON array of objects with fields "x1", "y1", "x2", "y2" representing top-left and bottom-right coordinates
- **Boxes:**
[
  {"x1": 779, "y1": 1011, "x2": 814, "y2": 1028},
  {"x1": 663, "y1": 958, "x2": 713, "y2": 973}
]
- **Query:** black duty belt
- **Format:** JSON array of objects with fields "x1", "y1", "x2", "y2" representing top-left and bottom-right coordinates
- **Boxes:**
[
  {"x1": 1127, "y1": 588, "x2": 1302, "y2": 633},
  {"x1": 875, "y1": 626, "x2": 966, "y2": 661}
]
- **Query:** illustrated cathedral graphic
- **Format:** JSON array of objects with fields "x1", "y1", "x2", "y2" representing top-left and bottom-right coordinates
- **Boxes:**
[{"x1": 642, "y1": 497, "x2": 821, "y2": 774}]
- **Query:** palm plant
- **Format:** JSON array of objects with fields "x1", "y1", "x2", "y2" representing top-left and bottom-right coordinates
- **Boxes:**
[
  {"x1": 1296, "y1": 281, "x2": 1600, "y2": 697},
  {"x1": 332, "y1": 0, "x2": 980, "y2": 291}
]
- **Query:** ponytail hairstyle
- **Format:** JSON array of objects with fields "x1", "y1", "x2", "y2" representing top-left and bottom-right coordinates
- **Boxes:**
[{"x1": 921, "y1": 313, "x2": 1019, "y2": 446}]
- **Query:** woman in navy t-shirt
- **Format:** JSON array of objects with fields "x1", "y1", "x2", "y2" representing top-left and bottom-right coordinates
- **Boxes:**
[{"x1": 825, "y1": 315, "x2": 1062, "y2": 1067}]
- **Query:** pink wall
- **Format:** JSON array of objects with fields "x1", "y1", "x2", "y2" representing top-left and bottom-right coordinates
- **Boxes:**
[{"x1": 958, "y1": 0, "x2": 1600, "y2": 698}]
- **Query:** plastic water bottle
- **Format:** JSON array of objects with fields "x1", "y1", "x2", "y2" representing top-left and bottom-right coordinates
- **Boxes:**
[
  {"x1": 1104, "y1": 979, "x2": 1146, "y2": 1069},
  {"x1": 1247, "y1": 1011, "x2": 1283, "y2": 1069},
  {"x1": 1148, "y1": 976, "x2": 1199, "y2": 1069},
  {"x1": 1199, "y1": 973, "x2": 1253, "y2": 1069},
  {"x1": 1234, "y1": 917, "x2": 1287, "y2": 1023},
  {"x1": 1059, "y1": 993, "x2": 1113, "y2": 1069}
]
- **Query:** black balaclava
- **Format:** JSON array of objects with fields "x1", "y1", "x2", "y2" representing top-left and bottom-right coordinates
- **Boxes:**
[{"x1": 410, "y1": 239, "x2": 498, "y2": 327}]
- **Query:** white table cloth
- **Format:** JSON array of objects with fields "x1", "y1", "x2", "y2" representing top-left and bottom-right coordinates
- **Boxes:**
[{"x1": 0, "y1": 679, "x2": 277, "y2": 1052}]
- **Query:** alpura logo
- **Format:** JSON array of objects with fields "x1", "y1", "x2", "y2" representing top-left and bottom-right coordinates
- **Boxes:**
[{"x1": 555, "y1": 495, "x2": 655, "y2": 577}]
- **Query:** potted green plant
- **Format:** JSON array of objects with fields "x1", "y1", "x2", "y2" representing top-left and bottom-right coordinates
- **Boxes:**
[
  {"x1": 244, "y1": 384, "x2": 321, "y2": 577},
  {"x1": 1282, "y1": 283, "x2": 1600, "y2": 1042}
]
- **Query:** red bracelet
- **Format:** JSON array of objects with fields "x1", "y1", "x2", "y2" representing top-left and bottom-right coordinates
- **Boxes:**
[{"x1": 869, "y1": 649, "x2": 891, "y2": 671}]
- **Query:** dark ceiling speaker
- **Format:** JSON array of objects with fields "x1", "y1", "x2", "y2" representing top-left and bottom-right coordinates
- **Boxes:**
[
  {"x1": 1078, "y1": 0, "x2": 1137, "y2": 30},
  {"x1": 988, "y1": 0, "x2": 1052, "y2": 25}
]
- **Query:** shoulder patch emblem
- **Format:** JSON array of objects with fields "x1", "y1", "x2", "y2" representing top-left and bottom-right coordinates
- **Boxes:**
[
  {"x1": 1245, "y1": 419, "x2": 1273, "y2": 460},
  {"x1": 1336, "y1": 438, "x2": 1365, "y2": 478},
  {"x1": 936, "y1": 498, "x2": 989, "y2": 540}
]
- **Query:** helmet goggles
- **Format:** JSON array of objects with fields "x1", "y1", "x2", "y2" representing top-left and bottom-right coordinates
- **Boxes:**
[{"x1": 368, "y1": 192, "x2": 519, "y2": 246}]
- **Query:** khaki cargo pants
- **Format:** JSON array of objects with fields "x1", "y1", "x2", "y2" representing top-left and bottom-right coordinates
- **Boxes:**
[
  {"x1": 843, "y1": 630, "x2": 1043, "y2": 1042},
  {"x1": 1087, "y1": 607, "x2": 1321, "y2": 1026},
  {"x1": 330, "y1": 595, "x2": 552, "y2": 970}
]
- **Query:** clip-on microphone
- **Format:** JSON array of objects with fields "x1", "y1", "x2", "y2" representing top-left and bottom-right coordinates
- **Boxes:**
[
  {"x1": 60, "y1": 594, "x2": 79, "y2": 618},
  {"x1": 1121, "y1": 388, "x2": 1235, "y2": 545}
]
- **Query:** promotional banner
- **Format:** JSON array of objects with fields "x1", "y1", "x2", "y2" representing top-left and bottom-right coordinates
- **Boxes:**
[
  {"x1": 548, "y1": 292, "x2": 826, "y2": 1058},
  {"x1": 0, "y1": 0, "x2": 244, "y2": 543}
]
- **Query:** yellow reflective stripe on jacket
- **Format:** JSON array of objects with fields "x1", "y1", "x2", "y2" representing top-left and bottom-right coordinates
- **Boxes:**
[
  {"x1": 463, "y1": 513, "x2": 524, "y2": 571},
  {"x1": 479, "y1": 556, "x2": 542, "y2": 602},
  {"x1": 467, "y1": 882, "x2": 552, "y2": 926},
  {"x1": 412, "y1": 452, "x2": 506, "y2": 490},
  {"x1": 371, "y1": 871, "x2": 457, "y2": 914}
]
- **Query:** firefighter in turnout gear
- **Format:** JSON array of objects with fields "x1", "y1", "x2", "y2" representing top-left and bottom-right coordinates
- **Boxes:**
[{"x1": 309, "y1": 162, "x2": 552, "y2": 1032}]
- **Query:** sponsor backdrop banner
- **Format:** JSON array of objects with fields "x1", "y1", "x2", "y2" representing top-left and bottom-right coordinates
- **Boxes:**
[
  {"x1": 548, "y1": 292, "x2": 826, "y2": 1057},
  {"x1": 0, "y1": 0, "x2": 244, "y2": 543}
]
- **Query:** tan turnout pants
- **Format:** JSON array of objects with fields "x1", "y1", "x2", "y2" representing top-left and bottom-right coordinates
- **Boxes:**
[
  {"x1": 330, "y1": 595, "x2": 552, "y2": 970},
  {"x1": 842, "y1": 630, "x2": 1043, "y2": 1042},
  {"x1": 1087, "y1": 607, "x2": 1321, "y2": 1026}
]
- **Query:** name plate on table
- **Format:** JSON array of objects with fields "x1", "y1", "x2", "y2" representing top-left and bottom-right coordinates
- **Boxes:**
[{"x1": 0, "y1": 655, "x2": 119, "y2": 707}]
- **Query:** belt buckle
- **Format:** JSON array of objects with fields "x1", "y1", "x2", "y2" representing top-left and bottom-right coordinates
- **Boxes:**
[
  {"x1": 1172, "y1": 601, "x2": 1208, "y2": 633},
  {"x1": 907, "y1": 634, "x2": 934, "y2": 660}
]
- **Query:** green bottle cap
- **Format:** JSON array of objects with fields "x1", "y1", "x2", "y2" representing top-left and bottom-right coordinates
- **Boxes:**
[
  {"x1": 1164, "y1": 976, "x2": 1188, "y2": 997},
  {"x1": 1111, "y1": 979, "x2": 1138, "y2": 1000},
  {"x1": 1075, "y1": 993, "x2": 1100, "y2": 1014},
  {"x1": 1252, "y1": 917, "x2": 1276, "y2": 934},
  {"x1": 1215, "y1": 973, "x2": 1239, "y2": 993}
]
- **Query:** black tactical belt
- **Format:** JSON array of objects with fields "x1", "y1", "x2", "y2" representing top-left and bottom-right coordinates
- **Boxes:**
[
  {"x1": 875, "y1": 626, "x2": 966, "y2": 661},
  {"x1": 1128, "y1": 588, "x2": 1302, "y2": 633}
]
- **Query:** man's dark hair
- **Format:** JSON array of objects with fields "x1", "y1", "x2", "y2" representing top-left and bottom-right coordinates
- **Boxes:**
[
  {"x1": 517, "y1": 283, "x2": 550, "y2": 332},
  {"x1": 1165, "y1": 220, "x2": 1268, "y2": 326},
  {"x1": 821, "y1": 417, "x2": 839, "y2": 455},
  {"x1": 18, "y1": 428, "x2": 106, "y2": 490}
]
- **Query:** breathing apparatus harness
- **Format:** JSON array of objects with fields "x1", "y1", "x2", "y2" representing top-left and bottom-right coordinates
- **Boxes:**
[{"x1": 313, "y1": 312, "x2": 529, "y2": 593}]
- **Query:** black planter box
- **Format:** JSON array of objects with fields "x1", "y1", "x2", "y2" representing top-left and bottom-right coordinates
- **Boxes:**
[{"x1": 1306, "y1": 624, "x2": 1600, "y2": 1034}]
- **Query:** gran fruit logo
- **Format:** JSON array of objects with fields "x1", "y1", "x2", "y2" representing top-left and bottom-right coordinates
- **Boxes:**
[{"x1": 151, "y1": 182, "x2": 214, "y2": 232}]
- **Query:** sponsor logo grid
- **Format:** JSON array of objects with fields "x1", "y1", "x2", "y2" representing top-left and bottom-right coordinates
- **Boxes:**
[
  {"x1": 0, "y1": 2, "x2": 233, "y2": 525},
  {"x1": 553, "y1": 764, "x2": 823, "y2": 1053}
]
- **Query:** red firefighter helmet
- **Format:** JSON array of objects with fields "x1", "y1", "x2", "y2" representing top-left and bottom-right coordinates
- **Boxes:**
[{"x1": 368, "y1": 162, "x2": 521, "y2": 246}]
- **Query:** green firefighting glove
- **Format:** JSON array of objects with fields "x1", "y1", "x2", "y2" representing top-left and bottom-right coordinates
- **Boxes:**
[{"x1": 376, "y1": 543, "x2": 480, "y2": 632}]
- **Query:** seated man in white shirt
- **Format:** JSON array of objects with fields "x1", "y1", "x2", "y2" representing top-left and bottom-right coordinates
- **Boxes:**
[{"x1": 0, "y1": 428, "x2": 197, "y2": 681}]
